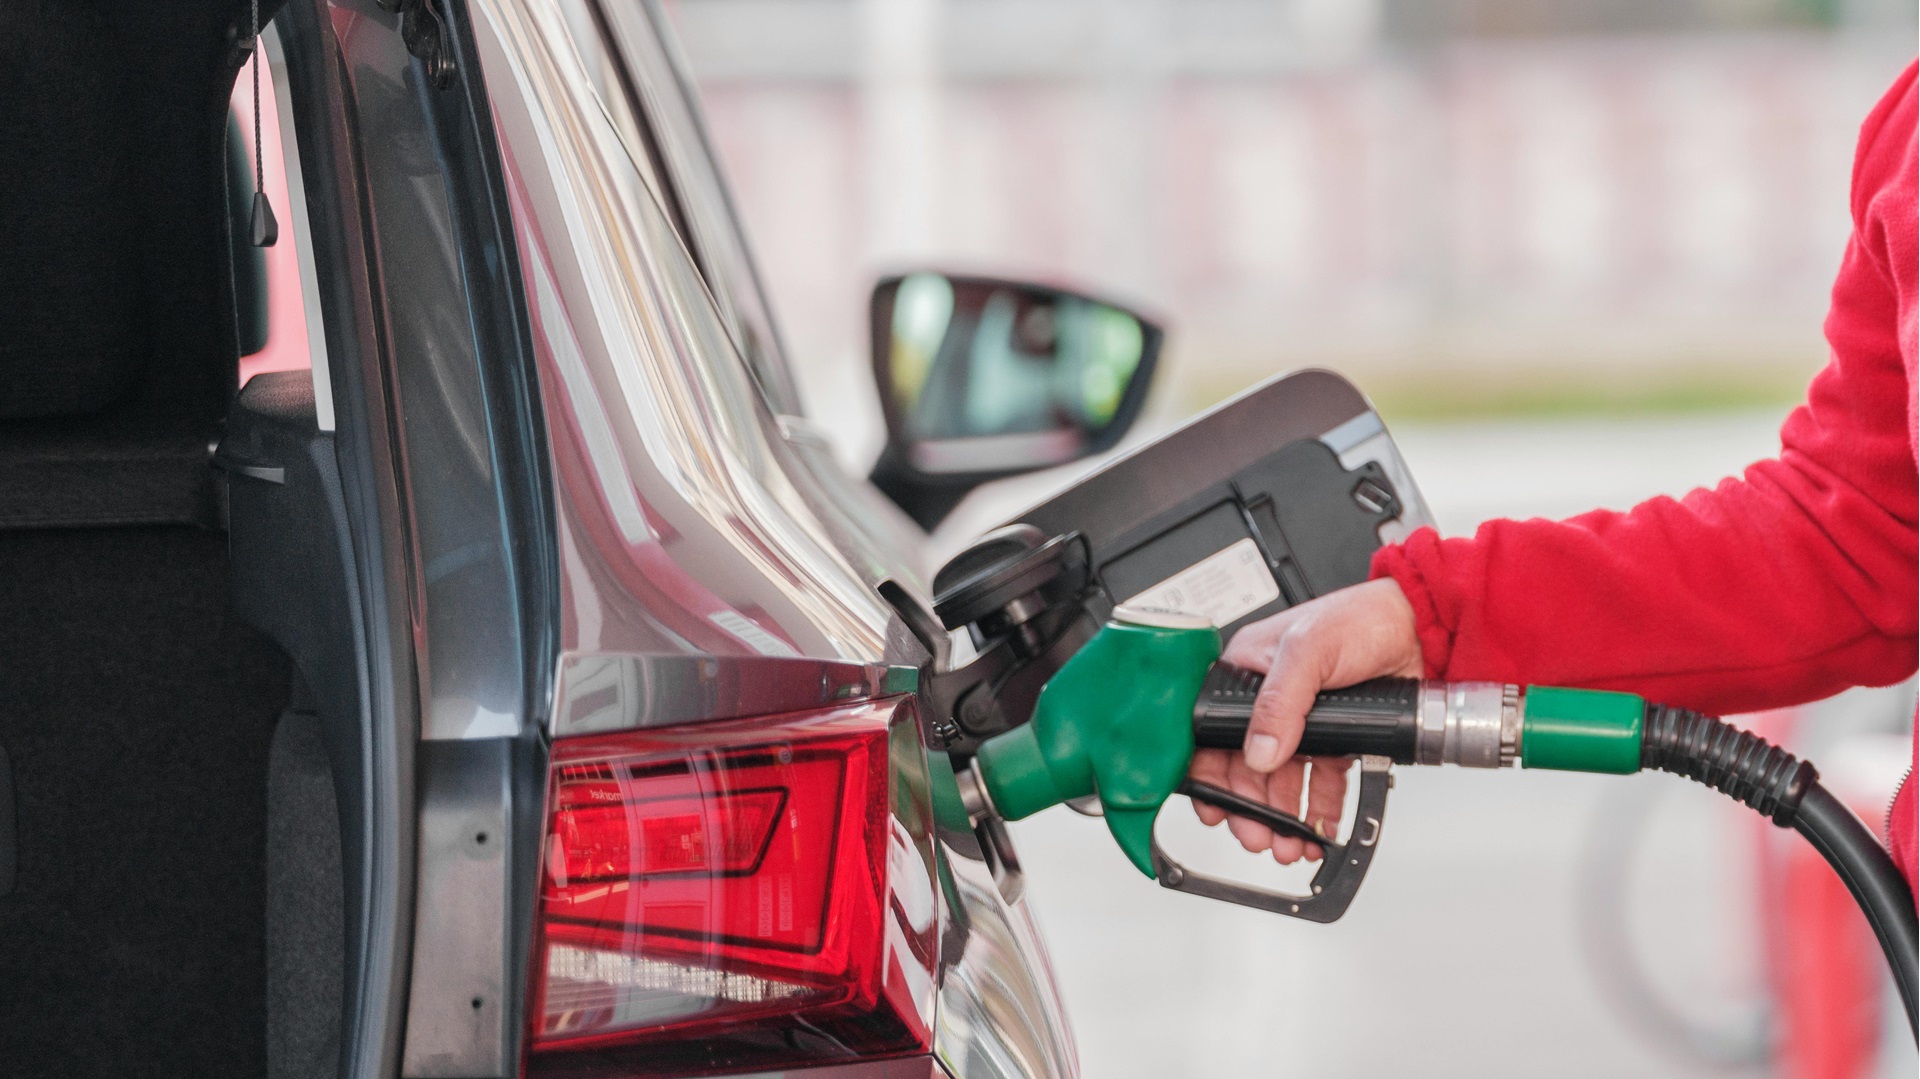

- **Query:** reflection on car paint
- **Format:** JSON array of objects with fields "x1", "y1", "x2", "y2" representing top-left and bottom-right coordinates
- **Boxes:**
[
  {"x1": 935, "y1": 851, "x2": 1080, "y2": 1079},
  {"x1": 476, "y1": 0, "x2": 891, "y2": 667},
  {"x1": 468, "y1": 2, "x2": 1082, "y2": 1075}
]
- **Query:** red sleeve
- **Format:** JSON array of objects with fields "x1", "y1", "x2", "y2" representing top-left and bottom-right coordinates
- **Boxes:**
[{"x1": 1371, "y1": 62, "x2": 1918, "y2": 719}]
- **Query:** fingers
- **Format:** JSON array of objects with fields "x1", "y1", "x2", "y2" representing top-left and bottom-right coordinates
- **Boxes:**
[
  {"x1": 1222, "y1": 753, "x2": 1288, "y2": 854},
  {"x1": 1263, "y1": 757, "x2": 1349, "y2": 864},
  {"x1": 1265, "y1": 760, "x2": 1307, "y2": 863},
  {"x1": 1219, "y1": 609, "x2": 1294, "y2": 670},
  {"x1": 1199, "y1": 580, "x2": 1425, "y2": 866},
  {"x1": 1190, "y1": 754, "x2": 1346, "y2": 864},
  {"x1": 1228, "y1": 579, "x2": 1426, "y2": 776},
  {"x1": 1188, "y1": 749, "x2": 1230, "y2": 827},
  {"x1": 1303, "y1": 756, "x2": 1349, "y2": 834},
  {"x1": 1240, "y1": 621, "x2": 1326, "y2": 772},
  {"x1": 1302, "y1": 756, "x2": 1349, "y2": 858}
]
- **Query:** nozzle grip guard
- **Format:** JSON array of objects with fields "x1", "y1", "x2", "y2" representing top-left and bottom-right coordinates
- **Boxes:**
[{"x1": 1151, "y1": 754, "x2": 1391, "y2": 924}]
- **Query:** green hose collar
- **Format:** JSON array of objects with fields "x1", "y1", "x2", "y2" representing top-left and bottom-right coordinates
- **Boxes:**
[{"x1": 1520, "y1": 685, "x2": 1644, "y2": 775}]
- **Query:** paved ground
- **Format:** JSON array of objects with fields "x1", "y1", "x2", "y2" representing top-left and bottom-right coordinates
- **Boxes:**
[{"x1": 962, "y1": 407, "x2": 1915, "y2": 1078}]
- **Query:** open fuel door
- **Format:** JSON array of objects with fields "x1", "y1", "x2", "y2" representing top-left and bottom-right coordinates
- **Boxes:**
[
  {"x1": 1014, "y1": 368, "x2": 1431, "y2": 638},
  {"x1": 904, "y1": 370, "x2": 1434, "y2": 909},
  {"x1": 916, "y1": 369, "x2": 1435, "y2": 754}
]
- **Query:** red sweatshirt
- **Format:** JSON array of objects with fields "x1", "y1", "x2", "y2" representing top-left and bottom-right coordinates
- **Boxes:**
[{"x1": 1373, "y1": 62, "x2": 1920, "y2": 888}]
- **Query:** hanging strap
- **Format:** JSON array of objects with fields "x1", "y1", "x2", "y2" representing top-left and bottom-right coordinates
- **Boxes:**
[{"x1": 248, "y1": 0, "x2": 278, "y2": 248}]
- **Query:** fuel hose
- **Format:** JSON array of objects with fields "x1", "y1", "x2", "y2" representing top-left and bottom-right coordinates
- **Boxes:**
[{"x1": 1191, "y1": 668, "x2": 1919, "y2": 1036}]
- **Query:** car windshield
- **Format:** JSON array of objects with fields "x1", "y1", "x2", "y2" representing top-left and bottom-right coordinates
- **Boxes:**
[{"x1": 571, "y1": 0, "x2": 804, "y2": 416}]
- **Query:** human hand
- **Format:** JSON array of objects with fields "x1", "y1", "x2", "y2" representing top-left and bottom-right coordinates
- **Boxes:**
[{"x1": 1188, "y1": 577, "x2": 1423, "y2": 863}]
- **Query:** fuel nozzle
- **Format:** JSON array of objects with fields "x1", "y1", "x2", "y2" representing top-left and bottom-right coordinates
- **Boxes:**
[
  {"x1": 962, "y1": 604, "x2": 1400, "y2": 922},
  {"x1": 963, "y1": 607, "x2": 1648, "y2": 900},
  {"x1": 958, "y1": 616, "x2": 1917, "y2": 1015},
  {"x1": 966, "y1": 605, "x2": 1221, "y2": 877}
]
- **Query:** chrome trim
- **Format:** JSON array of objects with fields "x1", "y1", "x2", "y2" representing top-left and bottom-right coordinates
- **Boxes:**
[
  {"x1": 1417, "y1": 681, "x2": 1448, "y2": 767},
  {"x1": 1417, "y1": 681, "x2": 1516, "y2": 769},
  {"x1": 261, "y1": 24, "x2": 336, "y2": 432},
  {"x1": 551, "y1": 652, "x2": 917, "y2": 737},
  {"x1": 1500, "y1": 682, "x2": 1523, "y2": 766}
]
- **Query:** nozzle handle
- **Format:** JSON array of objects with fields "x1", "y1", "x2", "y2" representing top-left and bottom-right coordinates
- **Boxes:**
[
  {"x1": 1152, "y1": 753, "x2": 1394, "y2": 924},
  {"x1": 1192, "y1": 665, "x2": 1419, "y2": 764}
]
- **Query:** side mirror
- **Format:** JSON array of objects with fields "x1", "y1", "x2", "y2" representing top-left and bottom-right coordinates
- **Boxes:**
[{"x1": 867, "y1": 272, "x2": 1162, "y2": 529}]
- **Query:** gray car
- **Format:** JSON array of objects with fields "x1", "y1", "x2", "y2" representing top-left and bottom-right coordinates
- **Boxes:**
[{"x1": 1, "y1": 1, "x2": 1163, "y2": 1077}]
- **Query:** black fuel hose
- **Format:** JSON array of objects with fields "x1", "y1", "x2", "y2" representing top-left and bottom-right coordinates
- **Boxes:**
[
  {"x1": 1788, "y1": 783, "x2": 1918, "y2": 1030},
  {"x1": 1639, "y1": 704, "x2": 1917, "y2": 1035},
  {"x1": 1192, "y1": 671, "x2": 1918, "y2": 1035}
]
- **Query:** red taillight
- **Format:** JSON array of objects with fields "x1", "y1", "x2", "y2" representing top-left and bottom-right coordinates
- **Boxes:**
[
  {"x1": 553, "y1": 777, "x2": 787, "y2": 883},
  {"x1": 527, "y1": 698, "x2": 936, "y2": 1076}
]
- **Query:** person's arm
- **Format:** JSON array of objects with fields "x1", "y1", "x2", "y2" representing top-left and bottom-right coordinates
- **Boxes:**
[
  {"x1": 1381, "y1": 61, "x2": 1917, "y2": 714},
  {"x1": 1199, "y1": 62, "x2": 1918, "y2": 865}
]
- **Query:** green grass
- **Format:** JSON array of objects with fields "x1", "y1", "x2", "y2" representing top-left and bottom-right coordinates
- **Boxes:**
[
  {"x1": 1178, "y1": 363, "x2": 1818, "y2": 424},
  {"x1": 1365, "y1": 369, "x2": 1812, "y2": 423}
]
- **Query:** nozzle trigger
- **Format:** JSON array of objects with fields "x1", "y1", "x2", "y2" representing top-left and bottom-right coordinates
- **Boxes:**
[
  {"x1": 1180, "y1": 779, "x2": 1332, "y2": 851},
  {"x1": 1151, "y1": 754, "x2": 1393, "y2": 924}
]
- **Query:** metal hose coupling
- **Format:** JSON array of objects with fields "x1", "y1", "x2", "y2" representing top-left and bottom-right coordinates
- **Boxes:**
[{"x1": 1417, "y1": 681, "x2": 1521, "y2": 768}]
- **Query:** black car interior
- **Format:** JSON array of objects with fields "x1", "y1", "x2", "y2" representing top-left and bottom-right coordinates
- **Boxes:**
[{"x1": 0, "y1": 2, "x2": 339, "y2": 1076}]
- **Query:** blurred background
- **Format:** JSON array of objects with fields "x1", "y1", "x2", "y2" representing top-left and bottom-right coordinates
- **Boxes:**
[{"x1": 658, "y1": 1, "x2": 1915, "y2": 1076}]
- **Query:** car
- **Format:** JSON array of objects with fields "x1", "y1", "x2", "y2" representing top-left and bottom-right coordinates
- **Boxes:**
[{"x1": 0, "y1": 2, "x2": 1168, "y2": 1077}]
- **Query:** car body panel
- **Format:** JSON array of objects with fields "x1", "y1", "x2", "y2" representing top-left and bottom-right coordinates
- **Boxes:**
[
  {"x1": 465, "y1": 1, "x2": 1081, "y2": 1076},
  {"x1": 473, "y1": 0, "x2": 896, "y2": 667}
]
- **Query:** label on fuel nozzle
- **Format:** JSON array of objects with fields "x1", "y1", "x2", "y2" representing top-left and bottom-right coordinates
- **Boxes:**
[{"x1": 1120, "y1": 537, "x2": 1278, "y2": 628}]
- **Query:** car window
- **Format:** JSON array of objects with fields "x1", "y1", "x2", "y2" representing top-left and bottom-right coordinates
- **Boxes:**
[{"x1": 563, "y1": 0, "x2": 805, "y2": 416}]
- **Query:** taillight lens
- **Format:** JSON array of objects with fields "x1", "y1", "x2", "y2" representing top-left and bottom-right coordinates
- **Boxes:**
[{"x1": 527, "y1": 698, "x2": 936, "y2": 1075}]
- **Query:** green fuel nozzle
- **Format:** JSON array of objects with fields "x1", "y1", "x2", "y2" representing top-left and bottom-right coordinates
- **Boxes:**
[
  {"x1": 972, "y1": 607, "x2": 1221, "y2": 877},
  {"x1": 965, "y1": 610, "x2": 1774, "y2": 879},
  {"x1": 956, "y1": 609, "x2": 1915, "y2": 1029}
]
